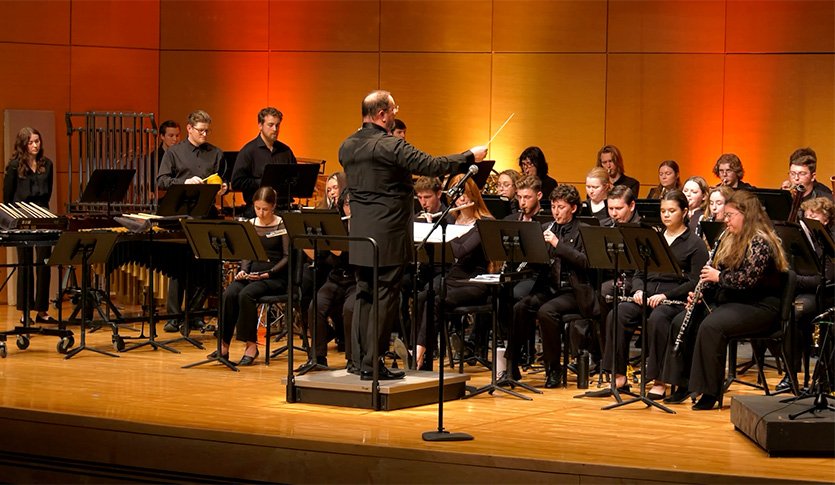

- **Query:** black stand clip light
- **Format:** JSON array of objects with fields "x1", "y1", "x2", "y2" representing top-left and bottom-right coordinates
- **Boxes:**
[{"x1": 180, "y1": 219, "x2": 268, "y2": 372}]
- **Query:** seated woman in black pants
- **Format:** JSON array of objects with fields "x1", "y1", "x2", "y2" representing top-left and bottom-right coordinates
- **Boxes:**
[
  {"x1": 591, "y1": 190, "x2": 708, "y2": 399},
  {"x1": 415, "y1": 175, "x2": 493, "y2": 370},
  {"x1": 662, "y1": 189, "x2": 789, "y2": 409},
  {"x1": 216, "y1": 187, "x2": 289, "y2": 366}
]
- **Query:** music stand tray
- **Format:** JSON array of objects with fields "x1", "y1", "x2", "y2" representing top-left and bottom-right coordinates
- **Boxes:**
[
  {"x1": 157, "y1": 184, "x2": 221, "y2": 219},
  {"x1": 49, "y1": 231, "x2": 121, "y2": 359},
  {"x1": 180, "y1": 220, "x2": 268, "y2": 371}
]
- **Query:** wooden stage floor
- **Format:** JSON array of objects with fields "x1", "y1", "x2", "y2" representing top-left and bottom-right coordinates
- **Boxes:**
[{"x1": 0, "y1": 304, "x2": 833, "y2": 483}]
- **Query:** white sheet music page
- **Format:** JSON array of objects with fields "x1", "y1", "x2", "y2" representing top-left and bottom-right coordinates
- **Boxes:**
[{"x1": 413, "y1": 222, "x2": 473, "y2": 243}]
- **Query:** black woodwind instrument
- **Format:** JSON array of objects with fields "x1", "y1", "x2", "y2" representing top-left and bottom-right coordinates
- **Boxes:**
[
  {"x1": 605, "y1": 294, "x2": 686, "y2": 306},
  {"x1": 673, "y1": 229, "x2": 726, "y2": 353}
]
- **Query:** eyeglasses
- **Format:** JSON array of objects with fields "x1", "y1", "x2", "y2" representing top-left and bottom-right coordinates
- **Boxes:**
[
  {"x1": 191, "y1": 126, "x2": 211, "y2": 135},
  {"x1": 789, "y1": 171, "x2": 811, "y2": 178},
  {"x1": 724, "y1": 210, "x2": 742, "y2": 219}
]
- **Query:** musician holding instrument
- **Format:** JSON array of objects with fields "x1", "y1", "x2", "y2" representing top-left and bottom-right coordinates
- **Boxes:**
[
  {"x1": 662, "y1": 190, "x2": 789, "y2": 410},
  {"x1": 590, "y1": 190, "x2": 708, "y2": 399},
  {"x1": 779, "y1": 150, "x2": 832, "y2": 212},
  {"x1": 496, "y1": 169, "x2": 521, "y2": 214},
  {"x1": 597, "y1": 145, "x2": 641, "y2": 198},
  {"x1": 231, "y1": 107, "x2": 297, "y2": 216},
  {"x1": 646, "y1": 160, "x2": 681, "y2": 199},
  {"x1": 158, "y1": 110, "x2": 227, "y2": 333},
  {"x1": 681, "y1": 176, "x2": 709, "y2": 235},
  {"x1": 712, "y1": 153, "x2": 754, "y2": 191},
  {"x1": 414, "y1": 175, "x2": 493, "y2": 371},
  {"x1": 3, "y1": 127, "x2": 55, "y2": 324},
  {"x1": 707, "y1": 185, "x2": 733, "y2": 222},
  {"x1": 216, "y1": 187, "x2": 289, "y2": 366}
]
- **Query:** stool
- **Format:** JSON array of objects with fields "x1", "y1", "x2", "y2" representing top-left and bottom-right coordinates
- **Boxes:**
[
  {"x1": 446, "y1": 302, "x2": 493, "y2": 373},
  {"x1": 258, "y1": 293, "x2": 307, "y2": 366}
]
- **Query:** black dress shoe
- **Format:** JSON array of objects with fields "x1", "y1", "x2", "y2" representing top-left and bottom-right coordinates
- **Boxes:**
[
  {"x1": 775, "y1": 375, "x2": 793, "y2": 393},
  {"x1": 692, "y1": 394, "x2": 718, "y2": 410},
  {"x1": 346, "y1": 362, "x2": 361, "y2": 375},
  {"x1": 361, "y1": 366, "x2": 406, "y2": 381},
  {"x1": 164, "y1": 320, "x2": 181, "y2": 333},
  {"x1": 544, "y1": 370, "x2": 561, "y2": 389},
  {"x1": 237, "y1": 349, "x2": 260, "y2": 366},
  {"x1": 35, "y1": 314, "x2": 57, "y2": 323},
  {"x1": 316, "y1": 356, "x2": 329, "y2": 367},
  {"x1": 647, "y1": 391, "x2": 667, "y2": 401},
  {"x1": 664, "y1": 387, "x2": 691, "y2": 404}
]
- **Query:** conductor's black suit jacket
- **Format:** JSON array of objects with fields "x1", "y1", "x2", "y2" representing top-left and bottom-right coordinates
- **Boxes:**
[{"x1": 339, "y1": 122, "x2": 473, "y2": 268}]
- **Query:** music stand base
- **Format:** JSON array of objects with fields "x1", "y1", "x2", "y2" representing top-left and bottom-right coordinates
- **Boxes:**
[
  {"x1": 124, "y1": 339, "x2": 180, "y2": 354},
  {"x1": 182, "y1": 355, "x2": 239, "y2": 372},
  {"x1": 160, "y1": 335, "x2": 206, "y2": 350},
  {"x1": 422, "y1": 430, "x2": 474, "y2": 442},
  {"x1": 467, "y1": 383, "x2": 531, "y2": 401},
  {"x1": 496, "y1": 377, "x2": 543, "y2": 395},
  {"x1": 603, "y1": 395, "x2": 676, "y2": 414},
  {"x1": 295, "y1": 359, "x2": 330, "y2": 375},
  {"x1": 65, "y1": 345, "x2": 119, "y2": 360},
  {"x1": 788, "y1": 393, "x2": 835, "y2": 420}
]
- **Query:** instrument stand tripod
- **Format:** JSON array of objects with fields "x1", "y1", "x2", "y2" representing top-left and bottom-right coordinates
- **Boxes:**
[
  {"x1": 575, "y1": 225, "x2": 637, "y2": 405},
  {"x1": 602, "y1": 225, "x2": 678, "y2": 414},
  {"x1": 465, "y1": 219, "x2": 550, "y2": 401},
  {"x1": 181, "y1": 220, "x2": 267, "y2": 372},
  {"x1": 49, "y1": 231, "x2": 121, "y2": 359},
  {"x1": 783, "y1": 309, "x2": 835, "y2": 419}
]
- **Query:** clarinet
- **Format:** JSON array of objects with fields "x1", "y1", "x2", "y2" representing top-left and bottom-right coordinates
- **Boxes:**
[
  {"x1": 605, "y1": 295, "x2": 686, "y2": 306},
  {"x1": 673, "y1": 229, "x2": 726, "y2": 353}
]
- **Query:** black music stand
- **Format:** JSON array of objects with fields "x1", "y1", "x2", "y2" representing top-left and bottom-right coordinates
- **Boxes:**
[
  {"x1": 699, "y1": 220, "x2": 725, "y2": 249},
  {"x1": 576, "y1": 225, "x2": 639, "y2": 404},
  {"x1": 482, "y1": 196, "x2": 513, "y2": 220},
  {"x1": 752, "y1": 189, "x2": 793, "y2": 221},
  {"x1": 260, "y1": 163, "x2": 320, "y2": 210},
  {"x1": 49, "y1": 231, "x2": 120, "y2": 359},
  {"x1": 180, "y1": 220, "x2": 268, "y2": 371},
  {"x1": 602, "y1": 224, "x2": 679, "y2": 414},
  {"x1": 635, "y1": 199, "x2": 662, "y2": 226},
  {"x1": 282, "y1": 210, "x2": 348, "y2": 374},
  {"x1": 80, "y1": 169, "x2": 136, "y2": 216},
  {"x1": 467, "y1": 219, "x2": 549, "y2": 400},
  {"x1": 802, "y1": 218, "x2": 835, "y2": 260}
]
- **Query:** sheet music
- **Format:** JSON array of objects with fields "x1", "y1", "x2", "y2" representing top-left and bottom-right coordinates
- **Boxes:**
[{"x1": 413, "y1": 222, "x2": 473, "y2": 243}]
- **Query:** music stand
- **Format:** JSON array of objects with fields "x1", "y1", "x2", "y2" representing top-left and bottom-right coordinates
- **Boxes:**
[
  {"x1": 802, "y1": 218, "x2": 835, "y2": 259},
  {"x1": 752, "y1": 189, "x2": 793, "y2": 221},
  {"x1": 48, "y1": 231, "x2": 120, "y2": 359},
  {"x1": 260, "y1": 163, "x2": 320, "y2": 210},
  {"x1": 482, "y1": 196, "x2": 513, "y2": 220},
  {"x1": 467, "y1": 219, "x2": 548, "y2": 400},
  {"x1": 635, "y1": 199, "x2": 662, "y2": 226},
  {"x1": 180, "y1": 220, "x2": 268, "y2": 371},
  {"x1": 602, "y1": 224, "x2": 679, "y2": 414},
  {"x1": 80, "y1": 169, "x2": 135, "y2": 216},
  {"x1": 158, "y1": 183, "x2": 222, "y2": 350},
  {"x1": 576, "y1": 225, "x2": 638, "y2": 403},
  {"x1": 282, "y1": 210, "x2": 348, "y2": 374},
  {"x1": 699, "y1": 221, "x2": 725, "y2": 249}
]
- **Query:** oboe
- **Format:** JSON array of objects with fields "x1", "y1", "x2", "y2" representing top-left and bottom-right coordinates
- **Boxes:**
[
  {"x1": 605, "y1": 294, "x2": 686, "y2": 306},
  {"x1": 673, "y1": 229, "x2": 726, "y2": 353}
]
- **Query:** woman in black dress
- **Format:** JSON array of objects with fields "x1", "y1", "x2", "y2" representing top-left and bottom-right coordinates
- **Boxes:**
[
  {"x1": 3, "y1": 127, "x2": 55, "y2": 323},
  {"x1": 216, "y1": 187, "x2": 289, "y2": 366}
]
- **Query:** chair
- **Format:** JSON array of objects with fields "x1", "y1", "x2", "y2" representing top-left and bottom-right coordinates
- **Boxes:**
[
  {"x1": 445, "y1": 302, "x2": 493, "y2": 373},
  {"x1": 720, "y1": 270, "x2": 800, "y2": 407},
  {"x1": 259, "y1": 288, "x2": 307, "y2": 366}
]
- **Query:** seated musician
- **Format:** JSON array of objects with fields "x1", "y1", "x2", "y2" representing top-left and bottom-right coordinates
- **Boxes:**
[
  {"x1": 317, "y1": 172, "x2": 346, "y2": 210},
  {"x1": 707, "y1": 185, "x2": 733, "y2": 222},
  {"x1": 597, "y1": 145, "x2": 641, "y2": 198},
  {"x1": 505, "y1": 175, "x2": 542, "y2": 222},
  {"x1": 780, "y1": 148, "x2": 832, "y2": 206},
  {"x1": 646, "y1": 160, "x2": 680, "y2": 199},
  {"x1": 509, "y1": 184, "x2": 594, "y2": 387},
  {"x1": 309, "y1": 192, "x2": 355, "y2": 370},
  {"x1": 415, "y1": 175, "x2": 493, "y2": 371},
  {"x1": 583, "y1": 167, "x2": 611, "y2": 222},
  {"x1": 216, "y1": 187, "x2": 289, "y2": 366},
  {"x1": 158, "y1": 110, "x2": 227, "y2": 333},
  {"x1": 496, "y1": 169, "x2": 521, "y2": 214},
  {"x1": 682, "y1": 176, "x2": 709, "y2": 234},
  {"x1": 712, "y1": 153, "x2": 754, "y2": 191},
  {"x1": 518, "y1": 146, "x2": 557, "y2": 199},
  {"x1": 662, "y1": 190, "x2": 789, "y2": 409},
  {"x1": 589, "y1": 190, "x2": 708, "y2": 399},
  {"x1": 3, "y1": 127, "x2": 56, "y2": 323}
]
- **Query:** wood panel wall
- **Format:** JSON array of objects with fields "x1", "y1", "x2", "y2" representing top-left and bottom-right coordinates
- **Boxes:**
[{"x1": 0, "y1": 0, "x2": 832, "y2": 211}]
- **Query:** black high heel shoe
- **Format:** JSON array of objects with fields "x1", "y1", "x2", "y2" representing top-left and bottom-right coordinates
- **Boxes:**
[
  {"x1": 237, "y1": 348, "x2": 260, "y2": 366},
  {"x1": 692, "y1": 394, "x2": 718, "y2": 410}
]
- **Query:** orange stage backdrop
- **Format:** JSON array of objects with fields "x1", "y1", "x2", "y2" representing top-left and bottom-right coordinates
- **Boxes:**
[{"x1": 0, "y1": 0, "x2": 833, "y2": 210}]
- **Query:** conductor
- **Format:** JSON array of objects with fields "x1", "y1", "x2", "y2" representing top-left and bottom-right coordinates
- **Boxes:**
[{"x1": 339, "y1": 90, "x2": 487, "y2": 380}]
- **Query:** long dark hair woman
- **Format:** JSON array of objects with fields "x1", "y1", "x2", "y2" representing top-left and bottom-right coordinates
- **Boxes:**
[
  {"x1": 662, "y1": 190, "x2": 789, "y2": 410},
  {"x1": 3, "y1": 127, "x2": 55, "y2": 323},
  {"x1": 216, "y1": 186, "x2": 289, "y2": 366}
]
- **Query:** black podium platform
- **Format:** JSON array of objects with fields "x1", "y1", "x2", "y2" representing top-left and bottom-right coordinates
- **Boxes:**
[
  {"x1": 281, "y1": 370, "x2": 470, "y2": 411},
  {"x1": 730, "y1": 395, "x2": 834, "y2": 457}
]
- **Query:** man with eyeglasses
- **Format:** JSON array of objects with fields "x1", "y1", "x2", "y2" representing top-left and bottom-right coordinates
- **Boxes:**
[
  {"x1": 231, "y1": 107, "x2": 297, "y2": 217},
  {"x1": 779, "y1": 147, "x2": 832, "y2": 205},
  {"x1": 339, "y1": 89, "x2": 487, "y2": 380},
  {"x1": 711, "y1": 153, "x2": 754, "y2": 191},
  {"x1": 158, "y1": 109, "x2": 227, "y2": 333}
]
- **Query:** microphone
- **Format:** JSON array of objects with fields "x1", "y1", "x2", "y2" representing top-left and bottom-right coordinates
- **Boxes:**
[{"x1": 447, "y1": 164, "x2": 478, "y2": 198}]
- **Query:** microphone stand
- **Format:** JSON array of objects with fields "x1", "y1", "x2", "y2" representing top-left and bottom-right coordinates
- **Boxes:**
[{"x1": 417, "y1": 186, "x2": 473, "y2": 442}]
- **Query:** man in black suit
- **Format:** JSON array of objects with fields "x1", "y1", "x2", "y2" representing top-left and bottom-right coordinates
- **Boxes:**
[{"x1": 339, "y1": 89, "x2": 487, "y2": 380}]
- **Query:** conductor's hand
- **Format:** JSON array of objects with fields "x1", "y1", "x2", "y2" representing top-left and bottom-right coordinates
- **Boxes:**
[
  {"x1": 185, "y1": 176, "x2": 203, "y2": 185},
  {"x1": 470, "y1": 145, "x2": 488, "y2": 162}
]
